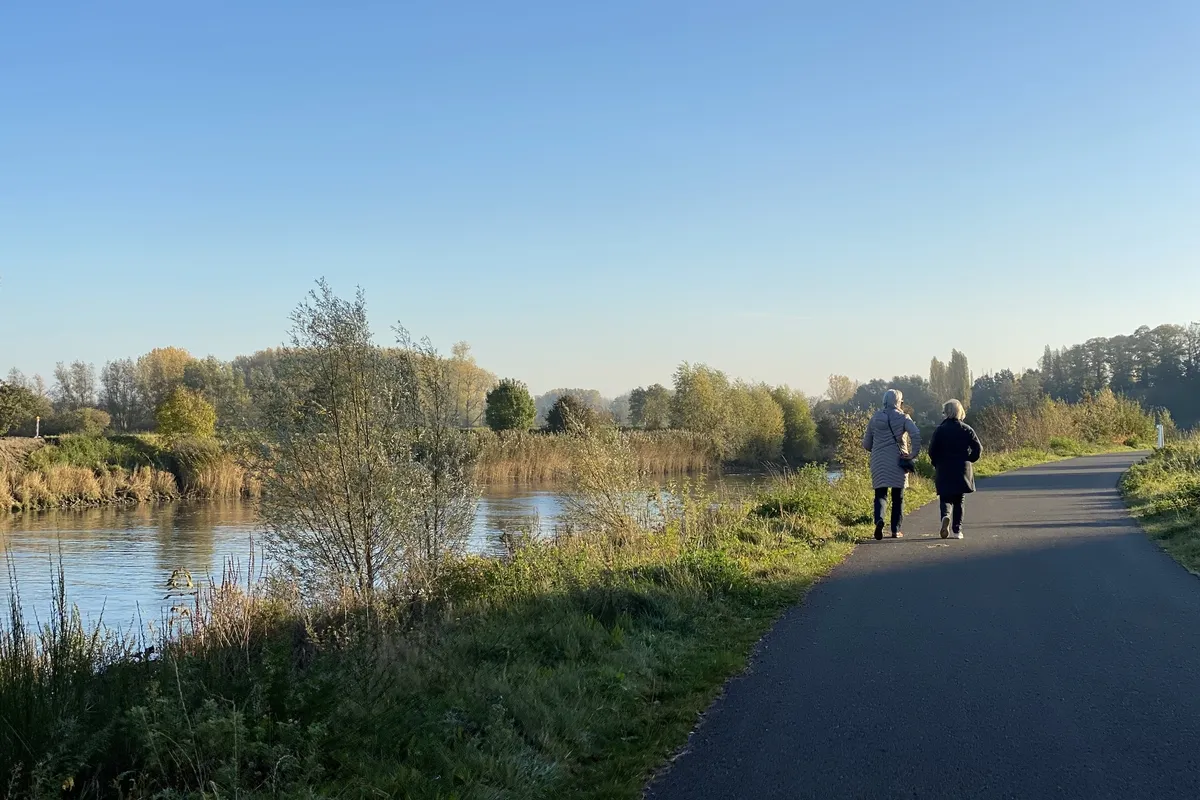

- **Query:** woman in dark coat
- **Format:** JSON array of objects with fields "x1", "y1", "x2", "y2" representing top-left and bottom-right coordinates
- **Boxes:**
[{"x1": 927, "y1": 399, "x2": 983, "y2": 540}]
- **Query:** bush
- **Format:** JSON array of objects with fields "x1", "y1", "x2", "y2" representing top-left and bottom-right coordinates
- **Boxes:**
[
  {"x1": 484, "y1": 379, "x2": 536, "y2": 432},
  {"x1": 156, "y1": 387, "x2": 217, "y2": 439},
  {"x1": 40, "y1": 407, "x2": 112, "y2": 436}
]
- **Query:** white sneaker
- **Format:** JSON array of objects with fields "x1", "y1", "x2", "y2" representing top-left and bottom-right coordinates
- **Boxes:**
[
  {"x1": 939, "y1": 516, "x2": 951, "y2": 539},
  {"x1": 954, "y1": 530, "x2": 964, "y2": 540}
]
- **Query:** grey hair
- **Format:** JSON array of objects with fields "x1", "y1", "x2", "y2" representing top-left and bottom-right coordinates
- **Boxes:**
[
  {"x1": 883, "y1": 389, "x2": 903, "y2": 409},
  {"x1": 944, "y1": 399, "x2": 965, "y2": 420}
]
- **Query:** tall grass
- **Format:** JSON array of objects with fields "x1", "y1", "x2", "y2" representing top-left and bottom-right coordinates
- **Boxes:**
[
  {"x1": 1, "y1": 434, "x2": 255, "y2": 512},
  {"x1": 973, "y1": 390, "x2": 1155, "y2": 452},
  {"x1": 473, "y1": 429, "x2": 715, "y2": 484},
  {"x1": 1122, "y1": 436, "x2": 1200, "y2": 574}
]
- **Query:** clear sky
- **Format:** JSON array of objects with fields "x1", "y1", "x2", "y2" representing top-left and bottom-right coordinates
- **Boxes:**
[{"x1": 2, "y1": 1, "x2": 1198, "y2": 398}]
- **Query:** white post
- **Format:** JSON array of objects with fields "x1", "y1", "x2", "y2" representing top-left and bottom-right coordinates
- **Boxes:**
[
  {"x1": 1157, "y1": 424, "x2": 1165, "y2": 449},
  {"x1": 35, "y1": 416, "x2": 40, "y2": 438}
]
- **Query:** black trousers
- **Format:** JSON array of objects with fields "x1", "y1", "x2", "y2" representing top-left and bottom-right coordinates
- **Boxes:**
[
  {"x1": 939, "y1": 494, "x2": 965, "y2": 531},
  {"x1": 874, "y1": 487, "x2": 904, "y2": 533}
]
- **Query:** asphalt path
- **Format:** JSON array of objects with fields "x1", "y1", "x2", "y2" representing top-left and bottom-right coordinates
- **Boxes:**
[{"x1": 646, "y1": 452, "x2": 1200, "y2": 799}]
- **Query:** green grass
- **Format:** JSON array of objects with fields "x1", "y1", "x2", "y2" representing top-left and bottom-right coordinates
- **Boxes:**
[{"x1": 1121, "y1": 437, "x2": 1200, "y2": 575}]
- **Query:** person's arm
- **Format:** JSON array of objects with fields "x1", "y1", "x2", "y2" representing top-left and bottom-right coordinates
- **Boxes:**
[
  {"x1": 905, "y1": 416, "x2": 922, "y2": 459},
  {"x1": 967, "y1": 425, "x2": 983, "y2": 463},
  {"x1": 862, "y1": 416, "x2": 874, "y2": 452},
  {"x1": 927, "y1": 426, "x2": 940, "y2": 467}
]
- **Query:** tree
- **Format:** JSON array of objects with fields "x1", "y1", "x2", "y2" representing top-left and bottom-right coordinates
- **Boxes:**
[
  {"x1": 728, "y1": 382, "x2": 785, "y2": 463},
  {"x1": 947, "y1": 350, "x2": 972, "y2": 410},
  {"x1": 0, "y1": 381, "x2": 41, "y2": 435},
  {"x1": 183, "y1": 356, "x2": 248, "y2": 428},
  {"x1": 52, "y1": 360, "x2": 96, "y2": 410},
  {"x1": 5, "y1": 368, "x2": 28, "y2": 390},
  {"x1": 641, "y1": 384, "x2": 672, "y2": 430},
  {"x1": 250, "y1": 281, "x2": 477, "y2": 600},
  {"x1": 535, "y1": 388, "x2": 607, "y2": 426},
  {"x1": 608, "y1": 393, "x2": 631, "y2": 426},
  {"x1": 671, "y1": 363, "x2": 734, "y2": 455},
  {"x1": 448, "y1": 342, "x2": 497, "y2": 428},
  {"x1": 484, "y1": 379, "x2": 536, "y2": 431},
  {"x1": 929, "y1": 358, "x2": 950, "y2": 402},
  {"x1": 629, "y1": 384, "x2": 672, "y2": 430},
  {"x1": 403, "y1": 332, "x2": 480, "y2": 589},
  {"x1": 137, "y1": 347, "x2": 194, "y2": 410},
  {"x1": 101, "y1": 358, "x2": 145, "y2": 431},
  {"x1": 546, "y1": 394, "x2": 596, "y2": 433},
  {"x1": 156, "y1": 387, "x2": 217, "y2": 439},
  {"x1": 771, "y1": 386, "x2": 818, "y2": 463},
  {"x1": 826, "y1": 374, "x2": 859, "y2": 405},
  {"x1": 628, "y1": 387, "x2": 648, "y2": 428}
]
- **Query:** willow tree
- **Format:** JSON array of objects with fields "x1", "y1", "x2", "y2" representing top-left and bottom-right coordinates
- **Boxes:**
[{"x1": 250, "y1": 281, "x2": 477, "y2": 601}]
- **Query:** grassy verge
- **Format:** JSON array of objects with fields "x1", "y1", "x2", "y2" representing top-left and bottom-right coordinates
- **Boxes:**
[
  {"x1": 1121, "y1": 437, "x2": 1200, "y2": 574},
  {"x1": 0, "y1": 439, "x2": 1131, "y2": 797}
]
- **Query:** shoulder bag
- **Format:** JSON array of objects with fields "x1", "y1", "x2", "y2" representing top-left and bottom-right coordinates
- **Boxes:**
[{"x1": 886, "y1": 413, "x2": 916, "y2": 474}]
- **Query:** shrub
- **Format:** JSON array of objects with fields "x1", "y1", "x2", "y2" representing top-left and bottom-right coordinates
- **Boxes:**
[
  {"x1": 155, "y1": 387, "x2": 217, "y2": 439},
  {"x1": 484, "y1": 378, "x2": 536, "y2": 432},
  {"x1": 834, "y1": 410, "x2": 872, "y2": 474},
  {"x1": 40, "y1": 407, "x2": 112, "y2": 436}
]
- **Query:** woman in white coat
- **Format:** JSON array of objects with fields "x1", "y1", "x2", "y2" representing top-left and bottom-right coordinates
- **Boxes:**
[{"x1": 862, "y1": 388, "x2": 922, "y2": 539}]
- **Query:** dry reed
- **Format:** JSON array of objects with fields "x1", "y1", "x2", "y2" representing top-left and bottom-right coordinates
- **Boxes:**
[{"x1": 473, "y1": 429, "x2": 716, "y2": 484}]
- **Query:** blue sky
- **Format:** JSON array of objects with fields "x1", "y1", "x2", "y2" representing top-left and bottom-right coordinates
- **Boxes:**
[{"x1": 2, "y1": 1, "x2": 1198, "y2": 398}]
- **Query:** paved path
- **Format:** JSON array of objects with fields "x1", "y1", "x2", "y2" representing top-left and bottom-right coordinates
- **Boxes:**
[{"x1": 646, "y1": 453, "x2": 1200, "y2": 799}]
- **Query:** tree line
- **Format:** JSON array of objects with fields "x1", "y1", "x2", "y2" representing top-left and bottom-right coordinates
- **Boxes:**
[{"x1": 4, "y1": 319, "x2": 1195, "y2": 465}]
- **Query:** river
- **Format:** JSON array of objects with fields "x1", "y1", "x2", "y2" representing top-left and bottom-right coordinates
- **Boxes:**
[{"x1": 1, "y1": 475, "x2": 765, "y2": 629}]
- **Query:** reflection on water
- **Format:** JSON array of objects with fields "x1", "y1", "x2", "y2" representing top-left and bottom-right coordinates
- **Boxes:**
[
  {"x1": 1, "y1": 474, "x2": 770, "y2": 626},
  {"x1": 1, "y1": 502, "x2": 261, "y2": 630}
]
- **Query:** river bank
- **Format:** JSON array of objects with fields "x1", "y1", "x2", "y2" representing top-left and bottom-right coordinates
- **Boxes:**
[{"x1": 3, "y1": 430, "x2": 721, "y2": 513}]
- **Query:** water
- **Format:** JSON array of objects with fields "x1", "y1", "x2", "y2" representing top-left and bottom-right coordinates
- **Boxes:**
[{"x1": 1, "y1": 475, "x2": 767, "y2": 628}]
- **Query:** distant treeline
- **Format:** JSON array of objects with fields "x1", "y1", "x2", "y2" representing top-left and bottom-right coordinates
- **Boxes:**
[{"x1": 3, "y1": 320, "x2": 1195, "y2": 472}]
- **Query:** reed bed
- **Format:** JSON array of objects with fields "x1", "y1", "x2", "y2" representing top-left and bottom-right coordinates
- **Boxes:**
[
  {"x1": 472, "y1": 429, "x2": 716, "y2": 484},
  {"x1": 1, "y1": 434, "x2": 255, "y2": 511}
]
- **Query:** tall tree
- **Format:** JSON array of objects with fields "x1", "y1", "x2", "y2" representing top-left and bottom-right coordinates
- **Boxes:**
[
  {"x1": 771, "y1": 386, "x2": 818, "y2": 463},
  {"x1": 628, "y1": 384, "x2": 671, "y2": 430},
  {"x1": 947, "y1": 350, "x2": 972, "y2": 409},
  {"x1": 183, "y1": 356, "x2": 248, "y2": 428},
  {"x1": 52, "y1": 360, "x2": 96, "y2": 410},
  {"x1": 100, "y1": 358, "x2": 144, "y2": 431},
  {"x1": 448, "y1": 342, "x2": 496, "y2": 428},
  {"x1": 929, "y1": 357, "x2": 950, "y2": 402},
  {"x1": 825, "y1": 374, "x2": 859, "y2": 405},
  {"x1": 136, "y1": 347, "x2": 194, "y2": 411}
]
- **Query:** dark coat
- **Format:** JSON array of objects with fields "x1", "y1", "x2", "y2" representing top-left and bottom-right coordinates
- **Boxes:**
[{"x1": 928, "y1": 418, "x2": 983, "y2": 496}]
